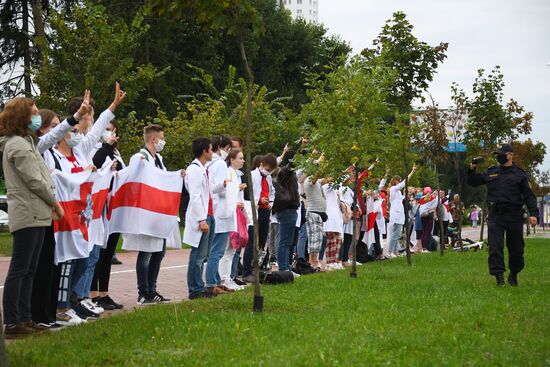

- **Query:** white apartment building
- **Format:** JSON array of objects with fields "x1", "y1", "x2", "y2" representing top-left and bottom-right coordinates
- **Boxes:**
[{"x1": 281, "y1": 0, "x2": 319, "y2": 23}]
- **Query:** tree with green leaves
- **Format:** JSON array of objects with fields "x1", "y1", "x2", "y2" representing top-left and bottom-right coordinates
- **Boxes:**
[
  {"x1": 361, "y1": 11, "x2": 448, "y2": 114},
  {"x1": 452, "y1": 66, "x2": 536, "y2": 240},
  {"x1": 147, "y1": 0, "x2": 268, "y2": 312},
  {"x1": 295, "y1": 55, "x2": 394, "y2": 275},
  {"x1": 32, "y1": 1, "x2": 159, "y2": 116}
]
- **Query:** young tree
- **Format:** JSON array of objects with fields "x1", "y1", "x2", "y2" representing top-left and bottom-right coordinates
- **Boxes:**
[
  {"x1": 147, "y1": 0, "x2": 267, "y2": 312},
  {"x1": 361, "y1": 11, "x2": 448, "y2": 113},
  {"x1": 452, "y1": 66, "x2": 536, "y2": 240},
  {"x1": 295, "y1": 56, "x2": 393, "y2": 276}
]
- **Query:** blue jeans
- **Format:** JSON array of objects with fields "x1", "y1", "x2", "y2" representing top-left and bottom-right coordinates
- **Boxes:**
[
  {"x1": 136, "y1": 242, "x2": 166, "y2": 296},
  {"x1": 74, "y1": 245, "x2": 101, "y2": 299},
  {"x1": 297, "y1": 223, "x2": 308, "y2": 259},
  {"x1": 276, "y1": 209, "x2": 298, "y2": 271},
  {"x1": 388, "y1": 223, "x2": 403, "y2": 254},
  {"x1": 205, "y1": 231, "x2": 229, "y2": 288},
  {"x1": 187, "y1": 216, "x2": 215, "y2": 297}
]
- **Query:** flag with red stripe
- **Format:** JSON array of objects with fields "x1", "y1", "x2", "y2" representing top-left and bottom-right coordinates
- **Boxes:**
[
  {"x1": 87, "y1": 165, "x2": 115, "y2": 249},
  {"x1": 108, "y1": 159, "x2": 183, "y2": 240},
  {"x1": 52, "y1": 170, "x2": 94, "y2": 264}
]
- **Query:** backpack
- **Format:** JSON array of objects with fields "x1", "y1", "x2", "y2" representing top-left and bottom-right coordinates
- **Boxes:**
[
  {"x1": 259, "y1": 270, "x2": 294, "y2": 284},
  {"x1": 292, "y1": 257, "x2": 315, "y2": 275},
  {"x1": 356, "y1": 241, "x2": 375, "y2": 263}
]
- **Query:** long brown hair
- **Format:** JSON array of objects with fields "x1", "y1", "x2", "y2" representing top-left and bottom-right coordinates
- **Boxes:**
[
  {"x1": 0, "y1": 97, "x2": 35, "y2": 137},
  {"x1": 37, "y1": 109, "x2": 59, "y2": 137}
]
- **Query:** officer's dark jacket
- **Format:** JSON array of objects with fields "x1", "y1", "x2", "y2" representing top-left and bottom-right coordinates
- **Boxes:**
[{"x1": 467, "y1": 163, "x2": 539, "y2": 217}]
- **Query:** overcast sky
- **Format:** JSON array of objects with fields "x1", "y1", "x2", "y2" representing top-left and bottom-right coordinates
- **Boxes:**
[{"x1": 318, "y1": 0, "x2": 550, "y2": 171}]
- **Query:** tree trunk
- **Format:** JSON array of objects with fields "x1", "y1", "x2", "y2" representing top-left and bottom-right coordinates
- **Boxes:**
[
  {"x1": 22, "y1": 0, "x2": 32, "y2": 95},
  {"x1": 479, "y1": 187, "x2": 487, "y2": 242},
  {"x1": 238, "y1": 36, "x2": 263, "y2": 312},
  {"x1": 402, "y1": 146, "x2": 412, "y2": 266},
  {"x1": 31, "y1": 0, "x2": 46, "y2": 63},
  {"x1": 350, "y1": 167, "x2": 360, "y2": 278}
]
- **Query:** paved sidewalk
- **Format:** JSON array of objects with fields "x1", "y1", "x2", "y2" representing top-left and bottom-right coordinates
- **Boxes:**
[{"x1": 0, "y1": 248, "x2": 192, "y2": 315}]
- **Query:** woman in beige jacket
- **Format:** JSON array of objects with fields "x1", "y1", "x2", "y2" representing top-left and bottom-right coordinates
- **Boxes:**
[{"x1": 0, "y1": 97, "x2": 64, "y2": 338}]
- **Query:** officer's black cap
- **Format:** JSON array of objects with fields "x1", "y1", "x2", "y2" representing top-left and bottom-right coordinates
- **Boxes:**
[{"x1": 493, "y1": 143, "x2": 513, "y2": 155}]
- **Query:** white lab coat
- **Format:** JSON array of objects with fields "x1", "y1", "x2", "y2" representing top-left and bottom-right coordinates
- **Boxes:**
[
  {"x1": 340, "y1": 186, "x2": 354, "y2": 235},
  {"x1": 183, "y1": 159, "x2": 211, "y2": 247},
  {"x1": 43, "y1": 109, "x2": 115, "y2": 171},
  {"x1": 323, "y1": 184, "x2": 344, "y2": 234},
  {"x1": 207, "y1": 154, "x2": 240, "y2": 233},
  {"x1": 251, "y1": 168, "x2": 275, "y2": 207},
  {"x1": 389, "y1": 180, "x2": 406, "y2": 225}
]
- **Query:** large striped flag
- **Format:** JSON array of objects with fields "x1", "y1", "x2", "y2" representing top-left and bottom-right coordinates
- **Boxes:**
[
  {"x1": 87, "y1": 164, "x2": 115, "y2": 249},
  {"x1": 108, "y1": 159, "x2": 183, "y2": 239},
  {"x1": 51, "y1": 170, "x2": 94, "y2": 264}
]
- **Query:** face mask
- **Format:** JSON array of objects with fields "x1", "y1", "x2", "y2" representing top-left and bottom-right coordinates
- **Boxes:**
[
  {"x1": 260, "y1": 168, "x2": 271, "y2": 177},
  {"x1": 496, "y1": 153, "x2": 508, "y2": 165},
  {"x1": 66, "y1": 132, "x2": 84, "y2": 148},
  {"x1": 101, "y1": 130, "x2": 113, "y2": 143},
  {"x1": 220, "y1": 150, "x2": 228, "y2": 160},
  {"x1": 29, "y1": 115, "x2": 42, "y2": 132},
  {"x1": 154, "y1": 139, "x2": 166, "y2": 153}
]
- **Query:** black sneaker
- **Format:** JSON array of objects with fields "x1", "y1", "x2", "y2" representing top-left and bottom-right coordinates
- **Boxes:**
[
  {"x1": 103, "y1": 295, "x2": 124, "y2": 309},
  {"x1": 150, "y1": 292, "x2": 171, "y2": 304},
  {"x1": 507, "y1": 272, "x2": 518, "y2": 287},
  {"x1": 93, "y1": 296, "x2": 116, "y2": 311},
  {"x1": 495, "y1": 273, "x2": 505, "y2": 287},
  {"x1": 233, "y1": 278, "x2": 247, "y2": 286},
  {"x1": 73, "y1": 303, "x2": 99, "y2": 320},
  {"x1": 137, "y1": 294, "x2": 156, "y2": 306},
  {"x1": 189, "y1": 291, "x2": 217, "y2": 300},
  {"x1": 111, "y1": 256, "x2": 122, "y2": 265}
]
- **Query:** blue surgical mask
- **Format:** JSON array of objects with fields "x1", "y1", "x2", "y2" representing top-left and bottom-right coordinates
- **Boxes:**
[{"x1": 29, "y1": 115, "x2": 42, "y2": 132}]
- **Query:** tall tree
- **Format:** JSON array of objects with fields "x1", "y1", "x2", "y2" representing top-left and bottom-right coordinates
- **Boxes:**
[
  {"x1": 148, "y1": 0, "x2": 268, "y2": 312},
  {"x1": 361, "y1": 11, "x2": 448, "y2": 113}
]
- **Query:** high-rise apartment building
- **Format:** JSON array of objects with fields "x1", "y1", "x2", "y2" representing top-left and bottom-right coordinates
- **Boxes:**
[{"x1": 281, "y1": 0, "x2": 319, "y2": 23}]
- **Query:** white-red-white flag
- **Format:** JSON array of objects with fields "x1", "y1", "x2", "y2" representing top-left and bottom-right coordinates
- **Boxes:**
[
  {"x1": 108, "y1": 159, "x2": 183, "y2": 240},
  {"x1": 87, "y1": 165, "x2": 114, "y2": 249},
  {"x1": 52, "y1": 170, "x2": 94, "y2": 264}
]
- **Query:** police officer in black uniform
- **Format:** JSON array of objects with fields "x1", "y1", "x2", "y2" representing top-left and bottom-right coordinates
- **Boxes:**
[{"x1": 467, "y1": 143, "x2": 539, "y2": 286}]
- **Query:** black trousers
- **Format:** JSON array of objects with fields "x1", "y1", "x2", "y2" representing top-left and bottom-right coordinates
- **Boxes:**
[
  {"x1": 31, "y1": 226, "x2": 59, "y2": 324},
  {"x1": 487, "y1": 210, "x2": 525, "y2": 275},
  {"x1": 372, "y1": 222, "x2": 383, "y2": 256},
  {"x1": 340, "y1": 233, "x2": 353, "y2": 262},
  {"x1": 3, "y1": 226, "x2": 46, "y2": 325},
  {"x1": 91, "y1": 232, "x2": 120, "y2": 292},
  {"x1": 242, "y1": 208, "x2": 270, "y2": 277}
]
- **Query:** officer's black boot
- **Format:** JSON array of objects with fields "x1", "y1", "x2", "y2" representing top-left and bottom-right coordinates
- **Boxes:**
[
  {"x1": 507, "y1": 272, "x2": 518, "y2": 287},
  {"x1": 495, "y1": 273, "x2": 505, "y2": 287}
]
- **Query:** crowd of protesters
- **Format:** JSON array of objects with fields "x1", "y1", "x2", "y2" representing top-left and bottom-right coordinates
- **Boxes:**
[{"x1": 0, "y1": 87, "x2": 469, "y2": 339}]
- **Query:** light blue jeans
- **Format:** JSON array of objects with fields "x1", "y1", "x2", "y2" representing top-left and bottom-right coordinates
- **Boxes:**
[
  {"x1": 205, "y1": 231, "x2": 229, "y2": 288},
  {"x1": 388, "y1": 223, "x2": 403, "y2": 254},
  {"x1": 187, "y1": 216, "x2": 215, "y2": 297},
  {"x1": 297, "y1": 223, "x2": 308, "y2": 259},
  {"x1": 74, "y1": 245, "x2": 101, "y2": 299}
]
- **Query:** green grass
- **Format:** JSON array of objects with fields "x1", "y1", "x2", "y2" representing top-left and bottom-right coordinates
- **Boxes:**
[
  {"x1": 0, "y1": 232, "x2": 12, "y2": 257},
  {"x1": 6, "y1": 239, "x2": 550, "y2": 366}
]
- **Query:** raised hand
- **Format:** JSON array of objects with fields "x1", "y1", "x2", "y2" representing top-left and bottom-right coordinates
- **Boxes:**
[
  {"x1": 109, "y1": 82, "x2": 127, "y2": 112},
  {"x1": 106, "y1": 128, "x2": 119, "y2": 145},
  {"x1": 75, "y1": 90, "x2": 92, "y2": 120}
]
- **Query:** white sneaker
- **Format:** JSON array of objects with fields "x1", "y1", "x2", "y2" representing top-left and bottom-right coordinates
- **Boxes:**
[
  {"x1": 223, "y1": 280, "x2": 240, "y2": 291},
  {"x1": 291, "y1": 271, "x2": 301, "y2": 278},
  {"x1": 81, "y1": 299, "x2": 103, "y2": 315},
  {"x1": 56, "y1": 309, "x2": 86, "y2": 326}
]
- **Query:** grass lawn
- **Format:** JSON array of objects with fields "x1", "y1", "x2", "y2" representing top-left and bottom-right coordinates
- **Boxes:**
[
  {"x1": 0, "y1": 232, "x2": 12, "y2": 257},
  {"x1": 6, "y1": 239, "x2": 550, "y2": 366}
]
